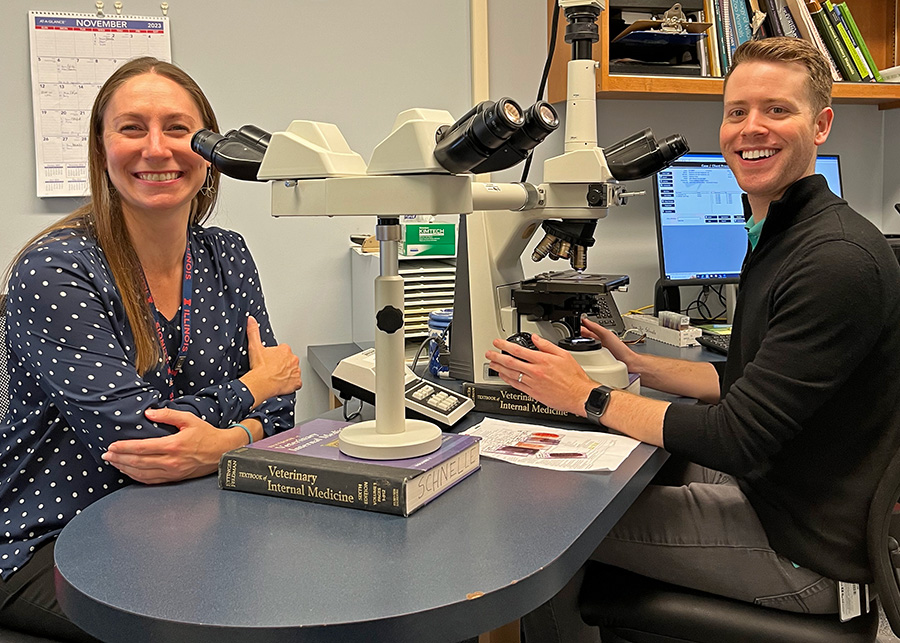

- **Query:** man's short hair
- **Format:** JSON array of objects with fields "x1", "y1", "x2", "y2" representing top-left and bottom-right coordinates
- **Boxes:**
[{"x1": 724, "y1": 37, "x2": 833, "y2": 114}]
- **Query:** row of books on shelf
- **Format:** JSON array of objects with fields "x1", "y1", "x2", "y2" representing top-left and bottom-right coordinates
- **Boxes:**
[
  {"x1": 701, "y1": 0, "x2": 886, "y2": 81},
  {"x1": 613, "y1": 1, "x2": 893, "y2": 81}
]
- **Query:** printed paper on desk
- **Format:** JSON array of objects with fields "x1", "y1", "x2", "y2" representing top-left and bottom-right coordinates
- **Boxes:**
[{"x1": 461, "y1": 418, "x2": 641, "y2": 472}]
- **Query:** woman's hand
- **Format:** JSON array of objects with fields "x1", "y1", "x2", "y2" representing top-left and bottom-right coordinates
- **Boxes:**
[
  {"x1": 239, "y1": 315, "x2": 302, "y2": 407},
  {"x1": 101, "y1": 408, "x2": 248, "y2": 484},
  {"x1": 485, "y1": 334, "x2": 597, "y2": 417}
]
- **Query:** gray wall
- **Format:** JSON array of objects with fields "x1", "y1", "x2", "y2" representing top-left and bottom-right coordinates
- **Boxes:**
[
  {"x1": 4, "y1": 0, "x2": 898, "y2": 420},
  {"x1": 3, "y1": 0, "x2": 472, "y2": 421}
]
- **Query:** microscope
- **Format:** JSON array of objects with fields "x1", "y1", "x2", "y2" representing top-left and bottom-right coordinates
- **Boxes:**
[
  {"x1": 448, "y1": 1, "x2": 688, "y2": 386},
  {"x1": 191, "y1": 0, "x2": 688, "y2": 458}
]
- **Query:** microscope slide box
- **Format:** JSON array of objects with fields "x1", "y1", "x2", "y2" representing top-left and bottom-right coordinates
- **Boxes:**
[{"x1": 623, "y1": 314, "x2": 702, "y2": 347}]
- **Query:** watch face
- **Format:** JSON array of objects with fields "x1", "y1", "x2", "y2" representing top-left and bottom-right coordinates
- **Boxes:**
[{"x1": 586, "y1": 386, "x2": 612, "y2": 418}]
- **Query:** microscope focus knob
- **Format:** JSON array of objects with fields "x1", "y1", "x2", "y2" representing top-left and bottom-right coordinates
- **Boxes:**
[{"x1": 376, "y1": 306, "x2": 404, "y2": 334}]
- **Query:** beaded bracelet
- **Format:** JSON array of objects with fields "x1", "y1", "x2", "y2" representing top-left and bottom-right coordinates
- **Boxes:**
[{"x1": 230, "y1": 422, "x2": 253, "y2": 445}]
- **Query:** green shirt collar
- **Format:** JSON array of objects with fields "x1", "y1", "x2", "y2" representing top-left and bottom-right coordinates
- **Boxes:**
[{"x1": 745, "y1": 215, "x2": 766, "y2": 250}]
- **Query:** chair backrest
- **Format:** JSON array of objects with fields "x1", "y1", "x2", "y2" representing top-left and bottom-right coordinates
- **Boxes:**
[
  {"x1": 867, "y1": 443, "x2": 900, "y2": 634},
  {"x1": 0, "y1": 294, "x2": 9, "y2": 420}
]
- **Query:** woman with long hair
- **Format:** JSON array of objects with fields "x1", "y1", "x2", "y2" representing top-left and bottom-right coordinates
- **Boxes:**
[{"x1": 0, "y1": 57, "x2": 302, "y2": 641}]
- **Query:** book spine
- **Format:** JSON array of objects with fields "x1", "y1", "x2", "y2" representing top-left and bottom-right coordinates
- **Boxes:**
[
  {"x1": 776, "y1": 3, "x2": 801, "y2": 38},
  {"x1": 807, "y1": 2, "x2": 860, "y2": 81},
  {"x1": 720, "y1": 0, "x2": 736, "y2": 65},
  {"x1": 786, "y1": 0, "x2": 843, "y2": 81},
  {"x1": 712, "y1": 0, "x2": 731, "y2": 72},
  {"x1": 730, "y1": 0, "x2": 753, "y2": 45},
  {"x1": 822, "y1": 0, "x2": 873, "y2": 81},
  {"x1": 763, "y1": 0, "x2": 785, "y2": 35},
  {"x1": 690, "y1": 10, "x2": 710, "y2": 77},
  {"x1": 462, "y1": 383, "x2": 591, "y2": 425},
  {"x1": 219, "y1": 450, "x2": 409, "y2": 516},
  {"x1": 838, "y1": 2, "x2": 883, "y2": 82},
  {"x1": 703, "y1": 0, "x2": 723, "y2": 76}
]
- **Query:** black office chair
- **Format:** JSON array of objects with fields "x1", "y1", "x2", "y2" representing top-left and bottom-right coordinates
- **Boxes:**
[{"x1": 578, "y1": 448, "x2": 900, "y2": 643}]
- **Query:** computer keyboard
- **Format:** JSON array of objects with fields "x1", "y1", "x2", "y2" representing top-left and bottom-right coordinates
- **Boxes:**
[{"x1": 696, "y1": 333, "x2": 731, "y2": 355}]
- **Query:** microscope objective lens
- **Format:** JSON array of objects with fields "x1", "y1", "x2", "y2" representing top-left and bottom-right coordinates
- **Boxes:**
[{"x1": 570, "y1": 246, "x2": 587, "y2": 272}]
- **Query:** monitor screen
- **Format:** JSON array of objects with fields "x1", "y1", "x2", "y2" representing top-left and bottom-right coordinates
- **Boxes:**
[{"x1": 653, "y1": 153, "x2": 842, "y2": 286}]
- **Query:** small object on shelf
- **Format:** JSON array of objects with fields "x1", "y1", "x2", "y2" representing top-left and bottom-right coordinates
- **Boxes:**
[
  {"x1": 610, "y1": 14, "x2": 710, "y2": 75},
  {"x1": 350, "y1": 233, "x2": 379, "y2": 253},
  {"x1": 612, "y1": 19, "x2": 711, "y2": 43},
  {"x1": 661, "y1": 3, "x2": 688, "y2": 32}
]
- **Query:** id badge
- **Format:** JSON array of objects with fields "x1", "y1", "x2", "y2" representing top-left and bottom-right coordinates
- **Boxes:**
[{"x1": 838, "y1": 582, "x2": 863, "y2": 622}]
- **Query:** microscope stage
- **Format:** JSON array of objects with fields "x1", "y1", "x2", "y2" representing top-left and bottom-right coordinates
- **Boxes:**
[{"x1": 520, "y1": 271, "x2": 629, "y2": 294}]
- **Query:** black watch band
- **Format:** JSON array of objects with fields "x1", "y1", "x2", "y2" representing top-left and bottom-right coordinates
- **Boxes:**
[{"x1": 584, "y1": 385, "x2": 615, "y2": 426}]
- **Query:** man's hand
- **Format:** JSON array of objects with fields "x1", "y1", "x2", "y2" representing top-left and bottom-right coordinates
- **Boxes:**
[
  {"x1": 486, "y1": 334, "x2": 597, "y2": 417},
  {"x1": 101, "y1": 408, "x2": 247, "y2": 484},
  {"x1": 580, "y1": 318, "x2": 643, "y2": 372},
  {"x1": 584, "y1": 317, "x2": 721, "y2": 402},
  {"x1": 487, "y1": 331, "x2": 670, "y2": 446},
  {"x1": 239, "y1": 316, "x2": 302, "y2": 407}
]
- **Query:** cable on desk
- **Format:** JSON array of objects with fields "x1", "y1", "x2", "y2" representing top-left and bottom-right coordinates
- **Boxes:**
[
  {"x1": 410, "y1": 325, "x2": 451, "y2": 377},
  {"x1": 627, "y1": 304, "x2": 654, "y2": 315},
  {"x1": 342, "y1": 397, "x2": 363, "y2": 421},
  {"x1": 620, "y1": 329, "x2": 646, "y2": 345}
]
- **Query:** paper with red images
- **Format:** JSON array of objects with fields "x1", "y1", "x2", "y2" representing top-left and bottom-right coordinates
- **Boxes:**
[{"x1": 462, "y1": 418, "x2": 640, "y2": 472}]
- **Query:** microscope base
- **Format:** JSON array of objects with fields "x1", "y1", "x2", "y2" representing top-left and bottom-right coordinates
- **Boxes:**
[
  {"x1": 339, "y1": 420, "x2": 443, "y2": 460},
  {"x1": 572, "y1": 349, "x2": 630, "y2": 389}
]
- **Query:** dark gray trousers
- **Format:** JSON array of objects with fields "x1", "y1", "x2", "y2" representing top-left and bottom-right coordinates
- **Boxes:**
[{"x1": 523, "y1": 462, "x2": 839, "y2": 643}]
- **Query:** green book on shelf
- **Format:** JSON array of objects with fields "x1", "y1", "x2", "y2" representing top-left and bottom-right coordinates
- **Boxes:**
[
  {"x1": 807, "y1": 1, "x2": 860, "y2": 82},
  {"x1": 823, "y1": 0, "x2": 874, "y2": 81},
  {"x1": 838, "y1": 2, "x2": 883, "y2": 82}
]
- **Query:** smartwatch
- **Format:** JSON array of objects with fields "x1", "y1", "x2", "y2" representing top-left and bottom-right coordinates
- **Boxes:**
[{"x1": 584, "y1": 385, "x2": 615, "y2": 426}]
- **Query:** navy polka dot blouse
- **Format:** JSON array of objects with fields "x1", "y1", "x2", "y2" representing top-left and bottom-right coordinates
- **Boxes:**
[{"x1": 0, "y1": 225, "x2": 295, "y2": 579}]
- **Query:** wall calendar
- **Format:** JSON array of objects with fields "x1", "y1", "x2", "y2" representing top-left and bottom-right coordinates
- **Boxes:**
[{"x1": 28, "y1": 11, "x2": 171, "y2": 197}]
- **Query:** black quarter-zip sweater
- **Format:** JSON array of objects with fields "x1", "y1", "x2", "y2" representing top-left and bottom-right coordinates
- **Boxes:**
[{"x1": 664, "y1": 174, "x2": 900, "y2": 583}]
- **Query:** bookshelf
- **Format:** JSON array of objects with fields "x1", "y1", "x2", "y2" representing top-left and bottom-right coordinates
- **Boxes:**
[{"x1": 546, "y1": 0, "x2": 900, "y2": 109}]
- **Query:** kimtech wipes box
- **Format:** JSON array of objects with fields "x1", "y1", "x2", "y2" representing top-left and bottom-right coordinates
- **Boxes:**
[{"x1": 401, "y1": 223, "x2": 456, "y2": 257}]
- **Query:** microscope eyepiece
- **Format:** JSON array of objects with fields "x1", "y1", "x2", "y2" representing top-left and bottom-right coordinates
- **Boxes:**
[
  {"x1": 191, "y1": 129, "x2": 225, "y2": 159},
  {"x1": 603, "y1": 128, "x2": 690, "y2": 181},
  {"x1": 191, "y1": 125, "x2": 272, "y2": 182},
  {"x1": 433, "y1": 98, "x2": 526, "y2": 174},
  {"x1": 467, "y1": 101, "x2": 560, "y2": 175}
]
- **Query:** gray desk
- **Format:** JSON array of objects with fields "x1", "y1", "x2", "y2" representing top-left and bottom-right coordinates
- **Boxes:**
[{"x1": 55, "y1": 406, "x2": 667, "y2": 643}]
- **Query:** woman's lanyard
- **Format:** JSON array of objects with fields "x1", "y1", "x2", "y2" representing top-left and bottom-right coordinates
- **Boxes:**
[{"x1": 143, "y1": 241, "x2": 193, "y2": 400}]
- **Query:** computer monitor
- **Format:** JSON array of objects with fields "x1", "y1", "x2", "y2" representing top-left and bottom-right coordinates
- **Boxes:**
[{"x1": 653, "y1": 152, "x2": 843, "y2": 288}]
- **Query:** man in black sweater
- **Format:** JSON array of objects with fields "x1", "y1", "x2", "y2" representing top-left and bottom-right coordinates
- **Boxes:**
[{"x1": 487, "y1": 37, "x2": 900, "y2": 641}]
